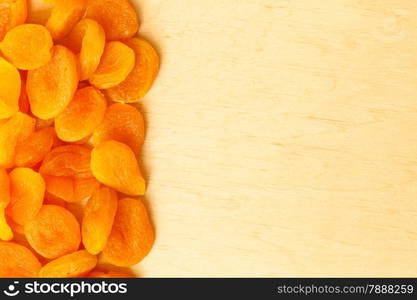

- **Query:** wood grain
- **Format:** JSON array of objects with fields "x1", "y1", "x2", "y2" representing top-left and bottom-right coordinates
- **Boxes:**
[{"x1": 33, "y1": 0, "x2": 417, "y2": 277}]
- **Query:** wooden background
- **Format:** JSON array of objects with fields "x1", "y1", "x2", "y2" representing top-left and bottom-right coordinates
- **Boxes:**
[{"x1": 33, "y1": 0, "x2": 417, "y2": 277}]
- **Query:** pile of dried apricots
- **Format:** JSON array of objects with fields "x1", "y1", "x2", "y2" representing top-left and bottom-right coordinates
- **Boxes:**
[{"x1": 0, "y1": 0, "x2": 159, "y2": 278}]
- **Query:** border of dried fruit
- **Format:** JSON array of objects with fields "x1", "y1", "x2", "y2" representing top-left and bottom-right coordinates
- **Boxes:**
[{"x1": 0, "y1": 0, "x2": 159, "y2": 278}]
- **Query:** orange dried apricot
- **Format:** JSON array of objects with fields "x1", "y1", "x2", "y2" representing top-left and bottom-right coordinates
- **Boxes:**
[
  {"x1": 25, "y1": 205, "x2": 81, "y2": 259},
  {"x1": 65, "y1": 18, "x2": 105, "y2": 80},
  {"x1": 93, "y1": 103, "x2": 145, "y2": 154},
  {"x1": 89, "y1": 41, "x2": 135, "y2": 89},
  {"x1": 0, "y1": 24, "x2": 52, "y2": 70},
  {"x1": 55, "y1": 87, "x2": 106, "y2": 142},
  {"x1": 45, "y1": 0, "x2": 86, "y2": 40},
  {"x1": 85, "y1": 0, "x2": 139, "y2": 41},
  {"x1": 82, "y1": 187, "x2": 117, "y2": 255},
  {"x1": 0, "y1": 112, "x2": 34, "y2": 168},
  {"x1": 0, "y1": 0, "x2": 27, "y2": 40},
  {"x1": 7, "y1": 168, "x2": 45, "y2": 226},
  {"x1": 0, "y1": 169, "x2": 12, "y2": 241},
  {"x1": 27, "y1": 45, "x2": 79, "y2": 119},
  {"x1": 44, "y1": 176, "x2": 99, "y2": 203},
  {"x1": 89, "y1": 269, "x2": 135, "y2": 278},
  {"x1": 102, "y1": 198, "x2": 154, "y2": 267},
  {"x1": 39, "y1": 250, "x2": 97, "y2": 278},
  {"x1": 15, "y1": 127, "x2": 55, "y2": 167},
  {"x1": 91, "y1": 140, "x2": 145, "y2": 195},
  {"x1": 0, "y1": 56, "x2": 20, "y2": 119},
  {"x1": 107, "y1": 38, "x2": 160, "y2": 103},
  {"x1": 0, "y1": 241, "x2": 41, "y2": 277}
]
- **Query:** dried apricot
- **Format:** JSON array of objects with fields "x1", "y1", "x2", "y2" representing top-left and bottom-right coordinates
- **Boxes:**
[
  {"x1": 0, "y1": 169, "x2": 12, "y2": 241},
  {"x1": 89, "y1": 41, "x2": 135, "y2": 89},
  {"x1": 7, "y1": 168, "x2": 45, "y2": 226},
  {"x1": 91, "y1": 140, "x2": 145, "y2": 195},
  {"x1": 102, "y1": 198, "x2": 154, "y2": 267},
  {"x1": 55, "y1": 87, "x2": 106, "y2": 142},
  {"x1": 93, "y1": 103, "x2": 145, "y2": 154},
  {"x1": 107, "y1": 38, "x2": 160, "y2": 103},
  {"x1": 0, "y1": 241, "x2": 41, "y2": 277},
  {"x1": 25, "y1": 205, "x2": 81, "y2": 259},
  {"x1": 0, "y1": 24, "x2": 52, "y2": 70},
  {"x1": 44, "y1": 176, "x2": 99, "y2": 203},
  {"x1": 15, "y1": 127, "x2": 55, "y2": 167},
  {"x1": 45, "y1": 0, "x2": 86, "y2": 40},
  {"x1": 85, "y1": 0, "x2": 138, "y2": 41},
  {"x1": 65, "y1": 18, "x2": 105, "y2": 80},
  {"x1": 27, "y1": 45, "x2": 79, "y2": 119},
  {"x1": 89, "y1": 269, "x2": 135, "y2": 278},
  {"x1": 39, "y1": 250, "x2": 97, "y2": 278},
  {"x1": 82, "y1": 187, "x2": 117, "y2": 255},
  {"x1": 0, "y1": 0, "x2": 27, "y2": 40},
  {"x1": 0, "y1": 56, "x2": 20, "y2": 119}
]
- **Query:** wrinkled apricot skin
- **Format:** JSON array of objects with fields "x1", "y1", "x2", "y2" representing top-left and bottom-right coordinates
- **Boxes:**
[
  {"x1": 55, "y1": 87, "x2": 106, "y2": 142},
  {"x1": 82, "y1": 187, "x2": 117, "y2": 255},
  {"x1": 89, "y1": 41, "x2": 135, "y2": 89},
  {"x1": 103, "y1": 198, "x2": 154, "y2": 267},
  {"x1": 0, "y1": 169, "x2": 12, "y2": 241},
  {"x1": 107, "y1": 38, "x2": 160, "y2": 103},
  {"x1": 0, "y1": 0, "x2": 27, "y2": 41},
  {"x1": 27, "y1": 45, "x2": 79, "y2": 119},
  {"x1": 39, "y1": 250, "x2": 97, "y2": 278},
  {"x1": 7, "y1": 168, "x2": 45, "y2": 226},
  {"x1": 85, "y1": 0, "x2": 139, "y2": 41},
  {"x1": 89, "y1": 269, "x2": 135, "y2": 278},
  {"x1": 0, "y1": 241, "x2": 41, "y2": 278},
  {"x1": 65, "y1": 18, "x2": 105, "y2": 80},
  {"x1": 91, "y1": 140, "x2": 145, "y2": 195},
  {"x1": 15, "y1": 127, "x2": 55, "y2": 167},
  {"x1": 46, "y1": 0, "x2": 86, "y2": 40},
  {"x1": 0, "y1": 57, "x2": 20, "y2": 118},
  {"x1": 25, "y1": 205, "x2": 81, "y2": 259},
  {"x1": 93, "y1": 103, "x2": 145, "y2": 154},
  {"x1": 0, "y1": 24, "x2": 52, "y2": 70}
]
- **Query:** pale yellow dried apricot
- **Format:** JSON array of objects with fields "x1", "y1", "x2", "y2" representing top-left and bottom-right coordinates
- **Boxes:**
[
  {"x1": 102, "y1": 197, "x2": 154, "y2": 267},
  {"x1": 0, "y1": 56, "x2": 20, "y2": 118},
  {"x1": 89, "y1": 41, "x2": 135, "y2": 89},
  {"x1": 85, "y1": 0, "x2": 139, "y2": 41},
  {"x1": 27, "y1": 45, "x2": 79, "y2": 119},
  {"x1": 45, "y1": 0, "x2": 86, "y2": 40},
  {"x1": 65, "y1": 18, "x2": 105, "y2": 80},
  {"x1": 91, "y1": 140, "x2": 145, "y2": 195},
  {"x1": 0, "y1": 241, "x2": 41, "y2": 277},
  {"x1": 39, "y1": 250, "x2": 97, "y2": 278},
  {"x1": 107, "y1": 38, "x2": 160, "y2": 103},
  {"x1": 0, "y1": 24, "x2": 52, "y2": 70},
  {"x1": 25, "y1": 205, "x2": 81, "y2": 259},
  {"x1": 82, "y1": 187, "x2": 117, "y2": 255},
  {"x1": 7, "y1": 168, "x2": 45, "y2": 226},
  {"x1": 93, "y1": 103, "x2": 145, "y2": 154},
  {"x1": 55, "y1": 87, "x2": 106, "y2": 142}
]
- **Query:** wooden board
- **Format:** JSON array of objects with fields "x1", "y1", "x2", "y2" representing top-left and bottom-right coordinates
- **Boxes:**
[{"x1": 32, "y1": 0, "x2": 417, "y2": 277}]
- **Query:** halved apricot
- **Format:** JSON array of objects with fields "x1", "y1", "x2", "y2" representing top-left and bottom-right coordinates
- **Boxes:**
[
  {"x1": 0, "y1": 24, "x2": 52, "y2": 70},
  {"x1": 7, "y1": 168, "x2": 45, "y2": 226},
  {"x1": 0, "y1": 169, "x2": 12, "y2": 241},
  {"x1": 102, "y1": 197, "x2": 154, "y2": 267},
  {"x1": 27, "y1": 45, "x2": 79, "y2": 119},
  {"x1": 82, "y1": 187, "x2": 117, "y2": 255},
  {"x1": 89, "y1": 41, "x2": 135, "y2": 89},
  {"x1": 93, "y1": 103, "x2": 145, "y2": 154},
  {"x1": 55, "y1": 87, "x2": 106, "y2": 142},
  {"x1": 65, "y1": 18, "x2": 105, "y2": 80},
  {"x1": 0, "y1": 56, "x2": 20, "y2": 119},
  {"x1": 91, "y1": 140, "x2": 145, "y2": 195},
  {"x1": 107, "y1": 38, "x2": 160, "y2": 103},
  {"x1": 0, "y1": 241, "x2": 41, "y2": 277},
  {"x1": 45, "y1": 0, "x2": 86, "y2": 40},
  {"x1": 15, "y1": 127, "x2": 55, "y2": 167},
  {"x1": 85, "y1": 0, "x2": 139, "y2": 41},
  {"x1": 0, "y1": 0, "x2": 27, "y2": 40},
  {"x1": 25, "y1": 205, "x2": 81, "y2": 259}
]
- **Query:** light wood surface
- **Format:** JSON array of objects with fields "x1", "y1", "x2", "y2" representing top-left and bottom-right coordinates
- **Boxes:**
[{"x1": 33, "y1": 0, "x2": 417, "y2": 277}]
